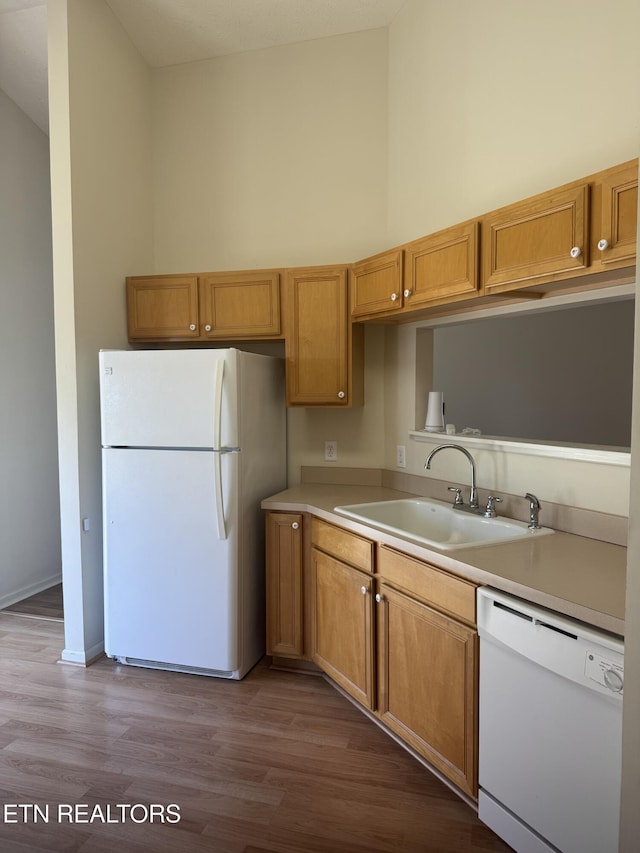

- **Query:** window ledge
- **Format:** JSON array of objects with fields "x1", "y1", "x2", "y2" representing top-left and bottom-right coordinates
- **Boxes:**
[{"x1": 409, "y1": 430, "x2": 630, "y2": 467}]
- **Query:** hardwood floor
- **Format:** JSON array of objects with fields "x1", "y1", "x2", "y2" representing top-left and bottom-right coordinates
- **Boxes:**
[
  {"x1": 3, "y1": 584, "x2": 63, "y2": 621},
  {"x1": 0, "y1": 614, "x2": 511, "y2": 852}
]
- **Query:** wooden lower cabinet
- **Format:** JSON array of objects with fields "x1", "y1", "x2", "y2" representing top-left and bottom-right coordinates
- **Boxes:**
[
  {"x1": 376, "y1": 582, "x2": 478, "y2": 798},
  {"x1": 311, "y1": 547, "x2": 375, "y2": 709},
  {"x1": 265, "y1": 512, "x2": 304, "y2": 658},
  {"x1": 267, "y1": 513, "x2": 479, "y2": 797}
]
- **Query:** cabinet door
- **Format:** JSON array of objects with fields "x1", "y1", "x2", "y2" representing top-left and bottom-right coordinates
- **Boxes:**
[
  {"x1": 404, "y1": 221, "x2": 479, "y2": 308},
  {"x1": 376, "y1": 583, "x2": 477, "y2": 797},
  {"x1": 127, "y1": 275, "x2": 200, "y2": 341},
  {"x1": 482, "y1": 183, "x2": 590, "y2": 293},
  {"x1": 595, "y1": 160, "x2": 638, "y2": 267},
  {"x1": 351, "y1": 249, "x2": 404, "y2": 319},
  {"x1": 311, "y1": 548, "x2": 374, "y2": 709},
  {"x1": 266, "y1": 512, "x2": 304, "y2": 658},
  {"x1": 200, "y1": 271, "x2": 281, "y2": 339},
  {"x1": 285, "y1": 266, "x2": 362, "y2": 407}
]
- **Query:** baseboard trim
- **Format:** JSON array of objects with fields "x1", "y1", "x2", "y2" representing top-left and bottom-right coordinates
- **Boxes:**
[
  {"x1": 59, "y1": 641, "x2": 105, "y2": 667},
  {"x1": 0, "y1": 574, "x2": 62, "y2": 611}
]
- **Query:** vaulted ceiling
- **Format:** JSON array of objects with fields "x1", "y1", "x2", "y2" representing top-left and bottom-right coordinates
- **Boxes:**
[{"x1": 0, "y1": 0, "x2": 406, "y2": 134}]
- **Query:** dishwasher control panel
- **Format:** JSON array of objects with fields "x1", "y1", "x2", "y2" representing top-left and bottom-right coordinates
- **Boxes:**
[{"x1": 585, "y1": 651, "x2": 624, "y2": 694}]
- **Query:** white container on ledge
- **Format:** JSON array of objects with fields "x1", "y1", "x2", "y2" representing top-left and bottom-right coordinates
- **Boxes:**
[{"x1": 425, "y1": 391, "x2": 445, "y2": 432}]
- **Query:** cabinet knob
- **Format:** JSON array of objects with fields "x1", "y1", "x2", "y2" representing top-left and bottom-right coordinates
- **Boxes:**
[
  {"x1": 337, "y1": 391, "x2": 345, "y2": 399},
  {"x1": 189, "y1": 324, "x2": 197, "y2": 331},
  {"x1": 390, "y1": 293, "x2": 399, "y2": 302},
  {"x1": 291, "y1": 522, "x2": 299, "y2": 530},
  {"x1": 375, "y1": 593, "x2": 383, "y2": 603},
  {"x1": 204, "y1": 324, "x2": 212, "y2": 332},
  {"x1": 403, "y1": 289, "x2": 411, "y2": 298},
  {"x1": 597, "y1": 239, "x2": 609, "y2": 252},
  {"x1": 360, "y1": 585, "x2": 368, "y2": 596},
  {"x1": 570, "y1": 246, "x2": 582, "y2": 259}
]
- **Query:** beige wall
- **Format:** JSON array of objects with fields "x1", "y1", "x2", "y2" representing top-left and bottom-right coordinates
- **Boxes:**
[
  {"x1": 150, "y1": 28, "x2": 390, "y2": 482},
  {"x1": 151, "y1": 28, "x2": 389, "y2": 272},
  {"x1": 0, "y1": 88, "x2": 61, "y2": 604},
  {"x1": 48, "y1": 0, "x2": 153, "y2": 662},
  {"x1": 388, "y1": 0, "x2": 640, "y2": 245},
  {"x1": 383, "y1": 0, "x2": 640, "y2": 516}
]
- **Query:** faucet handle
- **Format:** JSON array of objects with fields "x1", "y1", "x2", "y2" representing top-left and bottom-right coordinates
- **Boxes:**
[
  {"x1": 447, "y1": 486, "x2": 464, "y2": 506},
  {"x1": 483, "y1": 495, "x2": 502, "y2": 518}
]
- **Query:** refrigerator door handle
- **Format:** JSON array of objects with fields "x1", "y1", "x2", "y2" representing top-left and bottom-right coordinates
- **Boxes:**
[
  {"x1": 214, "y1": 358, "x2": 224, "y2": 451},
  {"x1": 213, "y1": 358, "x2": 227, "y2": 540},
  {"x1": 213, "y1": 449, "x2": 227, "y2": 540}
]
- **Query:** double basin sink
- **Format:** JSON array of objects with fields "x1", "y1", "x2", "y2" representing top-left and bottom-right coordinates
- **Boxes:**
[{"x1": 334, "y1": 498, "x2": 553, "y2": 551}]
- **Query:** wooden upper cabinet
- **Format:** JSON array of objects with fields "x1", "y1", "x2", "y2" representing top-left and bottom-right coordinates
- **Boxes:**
[
  {"x1": 285, "y1": 265, "x2": 363, "y2": 407},
  {"x1": 200, "y1": 270, "x2": 281, "y2": 339},
  {"x1": 351, "y1": 249, "x2": 404, "y2": 319},
  {"x1": 482, "y1": 183, "x2": 590, "y2": 294},
  {"x1": 127, "y1": 270, "x2": 282, "y2": 342},
  {"x1": 127, "y1": 275, "x2": 200, "y2": 341},
  {"x1": 592, "y1": 159, "x2": 638, "y2": 268},
  {"x1": 404, "y1": 220, "x2": 479, "y2": 309}
]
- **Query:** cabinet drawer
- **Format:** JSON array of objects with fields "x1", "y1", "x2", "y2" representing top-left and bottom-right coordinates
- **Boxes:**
[
  {"x1": 377, "y1": 546, "x2": 476, "y2": 625},
  {"x1": 311, "y1": 518, "x2": 373, "y2": 573}
]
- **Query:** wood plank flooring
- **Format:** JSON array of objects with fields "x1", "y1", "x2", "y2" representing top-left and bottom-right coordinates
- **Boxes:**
[
  {"x1": 3, "y1": 585, "x2": 63, "y2": 621},
  {"x1": 0, "y1": 614, "x2": 511, "y2": 852}
]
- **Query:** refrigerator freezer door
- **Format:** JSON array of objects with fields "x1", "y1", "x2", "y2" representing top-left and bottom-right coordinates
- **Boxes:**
[
  {"x1": 103, "y1": 447, "x2": 239, "y2": 673},
  {"x1": 99, "y1": 349, "x2": 238, "y2": 449}
]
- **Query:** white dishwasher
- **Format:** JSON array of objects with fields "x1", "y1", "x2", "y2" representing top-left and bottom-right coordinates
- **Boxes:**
[{"x1": 477, "y1": 587, "x2": 624, "y2": 853}]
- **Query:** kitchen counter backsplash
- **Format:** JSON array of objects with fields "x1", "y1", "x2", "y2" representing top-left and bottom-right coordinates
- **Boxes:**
[{"x1": 299, "y1": 466, "x2": 628, "y2": 547}]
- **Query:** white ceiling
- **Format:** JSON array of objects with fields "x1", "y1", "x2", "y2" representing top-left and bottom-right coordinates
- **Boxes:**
[{"x1": 0, "y1": 0, "x2": 405, "y2": 135}]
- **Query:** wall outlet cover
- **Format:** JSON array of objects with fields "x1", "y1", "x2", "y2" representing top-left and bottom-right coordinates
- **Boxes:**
[
  {"x1": 324, "y1": 440, "x2": 338, "y2": 461},
  {"x1": 396, "y1": 445, "x2": 406, "y2": 468}
]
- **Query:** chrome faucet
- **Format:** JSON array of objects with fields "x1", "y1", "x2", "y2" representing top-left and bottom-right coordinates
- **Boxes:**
[
  {"x1": 424, "y1": 444, "x2": 479, "y2": 512},
  {"x1": 525, "y1": 493, "x2": 541, "y2": 529}
]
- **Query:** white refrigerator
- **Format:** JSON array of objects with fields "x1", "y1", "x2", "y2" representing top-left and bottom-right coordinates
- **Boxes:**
[{"x1": 100, "y1": 348, "x2": 286, "y2": 680}]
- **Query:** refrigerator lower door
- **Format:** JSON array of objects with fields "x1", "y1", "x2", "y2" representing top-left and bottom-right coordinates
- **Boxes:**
[{"x1": 103, "y1": 447, "x2": 240, "y2": 675}]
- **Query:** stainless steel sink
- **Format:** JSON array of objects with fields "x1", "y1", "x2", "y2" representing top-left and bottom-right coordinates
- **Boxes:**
[{"x1": 333, "y1": 498, "x2": 553, "y2": 551}]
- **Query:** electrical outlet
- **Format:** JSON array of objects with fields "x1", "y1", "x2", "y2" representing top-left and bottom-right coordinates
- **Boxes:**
[
  {"x1": 324, "y1": 440, "x2": 338, "y2": 461},
  {"x1": 396, "y1": 445, "x2": 406, "y2": 468}
]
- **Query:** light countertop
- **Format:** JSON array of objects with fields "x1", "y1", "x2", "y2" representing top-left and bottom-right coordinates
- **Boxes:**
[{"x1": 262, "y1": 483, "x2": 627, "y2": 637}]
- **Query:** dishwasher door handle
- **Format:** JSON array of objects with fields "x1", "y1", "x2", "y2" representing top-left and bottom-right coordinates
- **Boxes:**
[{"x1": 535, "y1": 619, "x2": 578, "y2": 640}]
